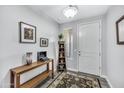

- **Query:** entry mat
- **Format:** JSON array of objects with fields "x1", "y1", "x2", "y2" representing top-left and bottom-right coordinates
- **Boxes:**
[{"x1": 48, "y1": 72, "x2": 101, "y2": 88}]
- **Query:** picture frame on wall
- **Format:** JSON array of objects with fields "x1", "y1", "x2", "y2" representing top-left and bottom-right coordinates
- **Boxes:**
[
  {"x1": 116, "y1": 15, "x2": 124, "y2": 44},
  {"x1": 40, "y1": 38, "x2": 49, "y2": 47},
  {"x1": 19, "y1": 22, "x2": 36, "y2": 43}
]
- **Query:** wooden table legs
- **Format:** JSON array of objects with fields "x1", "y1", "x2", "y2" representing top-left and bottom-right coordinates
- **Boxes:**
[
  {"x1": 10, "y1": 71, "x2": 20, "y2": 88},
  {"x1": 47, "y1": 60, "x2": 54, "y2": 79},
  {"x1": 52, "y1": 59, "x2": 54, "y2": 79},
  {"x1": 10, "y1": 71, "x2": 14, "y2": 88},
  {"x1": 15, "y1": 74, "x2": 20, "y2": 88}
]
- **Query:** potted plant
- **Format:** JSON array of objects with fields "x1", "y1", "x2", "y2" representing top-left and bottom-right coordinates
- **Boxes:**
[{"x1": 58, "y1": 33, "x2": 63, "y2": 41}]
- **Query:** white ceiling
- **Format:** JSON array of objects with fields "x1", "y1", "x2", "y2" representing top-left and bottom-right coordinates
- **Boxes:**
[{"x1": 29, "y1": 5, "x2": 110, "y2": 24}]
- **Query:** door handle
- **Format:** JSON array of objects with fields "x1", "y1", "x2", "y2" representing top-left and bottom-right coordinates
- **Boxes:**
[{"x1": 78, "y1": 51, "x2": 81, "y2": 56}]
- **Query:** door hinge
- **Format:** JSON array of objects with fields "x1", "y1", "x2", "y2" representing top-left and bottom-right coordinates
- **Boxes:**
[
  {"x1": 99, "y1": 53, "x2": 101, "y2": 56},
  {"x1": 99, "y1": 67, "x2": 101, "y2": 70},
  {"x1": 99, "y1": 39, "x2": 101, "y2": 42}
]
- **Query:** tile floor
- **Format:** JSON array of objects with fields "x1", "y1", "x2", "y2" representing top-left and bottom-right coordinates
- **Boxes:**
[{"x1": 36, "y1": 71, "x2": 110, "y2": 88}]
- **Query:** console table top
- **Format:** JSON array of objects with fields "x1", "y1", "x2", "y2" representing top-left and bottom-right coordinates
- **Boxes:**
[{"x1": 10, "y1": 59, "x2": 52, "y2": 74}]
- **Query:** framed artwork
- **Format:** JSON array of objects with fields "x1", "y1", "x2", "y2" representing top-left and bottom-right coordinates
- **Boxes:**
[
  {"x1": 40, "y1": 38, "x2": 48, "y2": 47},
  {"x1": 116, "y1": 15, "x2": 124, "y2": 44},
  {"x1": 19, "y1": 22, "x2": 36, "y2": 43}
]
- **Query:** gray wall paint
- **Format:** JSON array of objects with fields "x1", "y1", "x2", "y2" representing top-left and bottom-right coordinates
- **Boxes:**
[
  {"x1": 105, "y1": 6, "x2": 124, "y2": 88},
  {"x1": 101, "y1": 14, "x2": 108, "y2": 76},
  {"x1": 0, "y1": 6, "x2": 59, "y2": 87}
]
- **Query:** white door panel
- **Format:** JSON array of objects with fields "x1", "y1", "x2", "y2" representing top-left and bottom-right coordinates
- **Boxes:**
[
  {"x1": 79, "y1": 56, "x2": 99, "y2": 75},
  {"x1": 78, "y1": 22, "x2": 100, "y2": 75}
]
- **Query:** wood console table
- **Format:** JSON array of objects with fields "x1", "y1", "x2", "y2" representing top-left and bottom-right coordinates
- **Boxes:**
[{"x1": 10, "y1": 59, "x2": 54, "y2": 88}]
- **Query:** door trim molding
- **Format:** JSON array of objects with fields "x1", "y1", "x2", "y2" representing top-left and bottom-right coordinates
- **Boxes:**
[
  {"x1": 77, "y1": 20, "x2": 102, "y2": 76},
  {"x1": 101, "y1": 75, "x2": 113, "y2": 88}
]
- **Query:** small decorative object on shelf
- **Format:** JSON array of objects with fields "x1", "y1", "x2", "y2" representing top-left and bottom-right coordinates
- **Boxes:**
[
  {"x1": 61, "y1": 45, "x2": 63, "y2": 48},
  {"x1": 58, "y1": 33, "x2": 63, "y2": 41},
  {"x1": 57, "y1": 41, "x2": 66, "y2": 72},
  {"x1": 60, "y1": 53, "x2": 63, "y2": 58},
  {"x1": 61, "y1": 60, "x2": 63, "y2": 63},
  {"x1": 26, "y1": 52, "x2": 32, "y2": 65},
  {"x1": 60, "y1": 65, "x2": 64, "y2": 69}
]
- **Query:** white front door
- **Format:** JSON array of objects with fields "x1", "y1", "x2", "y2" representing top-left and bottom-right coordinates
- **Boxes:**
[{"x1": 78, "y1": 21, "x2": 101, "y2": 76}]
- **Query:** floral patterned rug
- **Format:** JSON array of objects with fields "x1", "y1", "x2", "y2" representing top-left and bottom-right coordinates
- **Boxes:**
[{"x1": 48, "y1": 72, "x2": 101, "y2": 88}]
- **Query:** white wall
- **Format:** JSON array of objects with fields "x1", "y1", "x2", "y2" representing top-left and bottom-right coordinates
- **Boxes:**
[
  {"x1": 105, "y1": 6, "x2": 124, "y2": 88},
  {"x1": 0, "y1": 6, "x2": 59, "y2": 88},
  {"x1": 101, "y1": 14, "x2": 108, "y2": 76}
]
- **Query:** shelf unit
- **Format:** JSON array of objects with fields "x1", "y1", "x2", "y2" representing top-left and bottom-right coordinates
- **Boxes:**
[{"x1": 57, "y1": 41, "x2": 66, "y2": 72}]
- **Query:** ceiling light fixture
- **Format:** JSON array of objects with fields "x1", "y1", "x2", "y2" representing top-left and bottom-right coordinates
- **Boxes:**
[{"x1": 63, "y1": 5, "x2": 78, "y2": 18}]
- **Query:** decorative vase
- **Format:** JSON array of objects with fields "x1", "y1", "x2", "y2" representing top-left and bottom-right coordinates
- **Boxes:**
[{"x1": 26, "y1": 52, "x2": 32, "y2": 65}]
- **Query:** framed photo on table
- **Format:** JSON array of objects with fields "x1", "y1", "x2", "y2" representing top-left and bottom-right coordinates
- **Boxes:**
[
  {"x1": 40, "y1": 38, "x2": 48, "y2": 47},
  {"x1": 19, "y1": 22, "x2": 36, "y2": 43}
]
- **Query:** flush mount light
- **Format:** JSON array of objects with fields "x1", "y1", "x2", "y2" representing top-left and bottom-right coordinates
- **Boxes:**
[{"x1": 63, "y1": 5, "x2": 78, "y2": 18}]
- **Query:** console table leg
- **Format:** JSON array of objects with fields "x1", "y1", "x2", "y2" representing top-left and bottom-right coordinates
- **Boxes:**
[
  {"x1": 52, "y1": 59, "x2": 54, "y2": 79},
  {"x1": 47, "y1": 63, "x2": 49, "y2": 71},
  {"x1": 10, "y1": 71, "x2": 14, "y2": 88},
  {"x1": 15, "y1": 74, "x2": 20, "y2": 88}
]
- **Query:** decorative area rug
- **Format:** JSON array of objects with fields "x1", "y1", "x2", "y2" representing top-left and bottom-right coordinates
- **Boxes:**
[{"x1": 48, "y1": 72, "x2": 101, "y2": 88}]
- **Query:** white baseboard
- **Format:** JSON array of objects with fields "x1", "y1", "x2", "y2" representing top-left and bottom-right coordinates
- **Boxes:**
[
  {"x1": 101, "y1": 75, "x2": 113, "y2": 88},
  {"x1": 67, "y1": 68, "x2": 78, "y2": 72}
]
